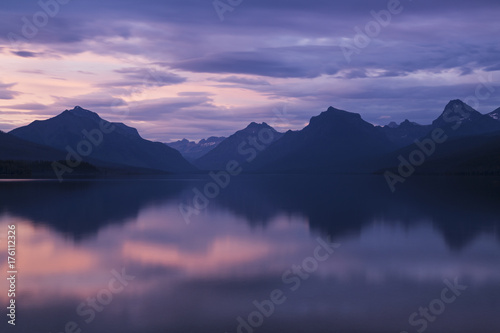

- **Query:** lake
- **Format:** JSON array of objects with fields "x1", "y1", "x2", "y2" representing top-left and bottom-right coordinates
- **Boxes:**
[{"x1": 1, "y1": 175, "x2": 499, "y2": 333}]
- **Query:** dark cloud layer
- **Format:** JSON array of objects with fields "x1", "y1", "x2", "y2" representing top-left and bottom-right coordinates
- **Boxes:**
[{"x1": 11, "y1": 50, "x2": 38, "y2": 57}]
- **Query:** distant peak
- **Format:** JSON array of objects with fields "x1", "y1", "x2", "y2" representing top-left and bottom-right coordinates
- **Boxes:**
[
  {"x1": 326, "y1": 106, "x2": 354, "y2": 113},
  {"x1": 202, "y1": 136, "x2": 226, "y2": 143},
  {"x1": 400, "y1": 119, "x2": 413, "y2": 125},
  {"x1": 69, "y1": 106, "x2": 92, "y2": 113},
  {"x1": 66, "y1": 106, "x2": 101, "y2": 122},
  {"x1": 444, "y1": 99, "x2": 470, "y2": 110},
  {"x1": 206, "y1": 136, "x2": 225, "y2": 141},
  {"x1": 399, "y1": 119, "x2": 420, "y2": 128},
  {"x1": 321, "y1": 106, "x2": 361, "y2": 119},
  {"x1": 432, "y1": 99, "x2": 481, "y2": 126},
  {"x1": 69, "y1": 106, "x2": 91, "y2": 114},
  {"x1": 442, "y1": 99, "x2": 478, "y2": 114},
  {"x1": 306, "y1": 107, "x2": 364, "y2": 130},
  {"x1": 246, "y1": 122, "x2": 270, "y2": 129}
]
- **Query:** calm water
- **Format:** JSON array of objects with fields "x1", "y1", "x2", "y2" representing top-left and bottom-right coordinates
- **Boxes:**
[{"x1": 1, "y1": 175, "x2": 499, "y2": 333}]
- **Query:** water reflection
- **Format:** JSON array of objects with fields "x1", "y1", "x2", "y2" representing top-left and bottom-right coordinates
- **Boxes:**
[
  {"x1": 0, "y1": 179, "x2": 189, "y2": 238},
  {"x1": 0, "y1": 175, "x2": 499, "y2": 333}
]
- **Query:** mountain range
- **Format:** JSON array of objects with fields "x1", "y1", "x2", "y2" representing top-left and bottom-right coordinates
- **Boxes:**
[
  {"x1": 166, "y1": 136, "x2": 225, "y2": 161},
  {"x1": 379, "y1": 120, "x2": 432, "y2": 148},
  {"x1": 380, "y1": 100, "x2": 500, "y2": 175},
  {"x1": 2, "y1": 100, "x2": 500, "y2": 177},
  {"x1": 248, "y1": 107, "x2": 396, "y2": 173},
  {"x1": 7, "y1": 106, "x2": 196, "y2": 176}
]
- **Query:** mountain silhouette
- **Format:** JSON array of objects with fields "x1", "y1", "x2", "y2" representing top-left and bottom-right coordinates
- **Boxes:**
[
  {"x1": 194, "y1": 122, "x2": 283, "y2": 170},
  {"x1": 380, "y1": 101, "x2": 500, "y2": 175},
  {"x1": 430, "y1": 100, "x2": 500, "y2": 137},
  {"x1": 249, "y1": 107, "x2": 396, "y2": 173},
  {"x1": 4, "y1": 101, "x2": 500, "y2": 176},
  {"x1": 9, "y1": 106, "x2": 196, "y2": 173}
]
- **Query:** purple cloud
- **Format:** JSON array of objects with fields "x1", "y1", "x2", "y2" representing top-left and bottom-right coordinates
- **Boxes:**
[
  {"x1": 11, "y1": 50, "x2": 38, "y2": 57},
  {"x1": 213, "y1": 76, "x2": 270, "y2": 86},
  {"x1": 0, "y1": 82, "x2": 20, "y2": 100}
]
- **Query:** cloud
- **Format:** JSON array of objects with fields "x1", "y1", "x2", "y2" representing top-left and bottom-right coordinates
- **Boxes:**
[
  {"x1": 177, "y1": 91, "x2": 215, "y2": 97},
  {"x1": 484, "y1": 63, "x2": 500, "y2": 72},
  {"x1": 50, "y1": 93, "x2": 127, "y2": 111},
  {"x1": 11, "y1": 50, "x2": 38, "y2": 58},
  {"x1": 341, "y1": 69, "x2": 368, "y2": 79},
  {"x1": 123, "y1": 96, "x2": 216, "y2": 121},
  {"x1": 17, "y1": 69, "x2": 45, "y2": 74},
  {"x1": 3, "y1": 103, "x2": 49, "y2": 111},
  {"x1": 212, "y1": 76, "x2": 270, "y2": 86},
  {"x1": 0, "y1": 82, "x2": 20, "y2": 100},
  {"x1": 77, "y1": 71, "x2": 96, "y2": 75},
  {"x1": 96, "y1": 67, "x2": 186, "y2": 90},
  {"x1": 169, "y1": 47, "x2": 341, "y2": 78}
]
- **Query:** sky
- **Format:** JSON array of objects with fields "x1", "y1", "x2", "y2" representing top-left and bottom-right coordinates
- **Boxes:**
[{"x1": 0, "y1": 0, "x2": 499, "y2": 142}]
